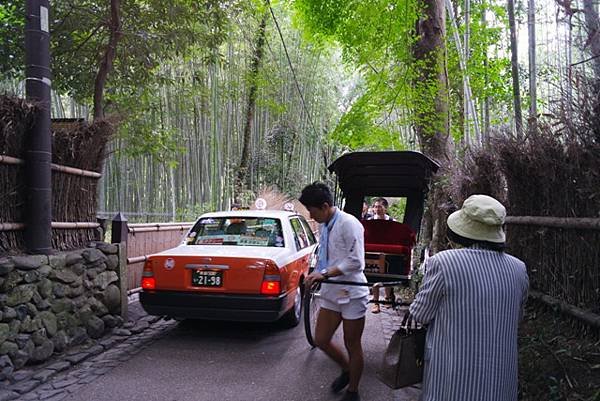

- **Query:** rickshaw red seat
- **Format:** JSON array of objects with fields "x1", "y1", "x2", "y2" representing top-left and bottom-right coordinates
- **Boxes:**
[
  {"x1": 361, "y1": 220, "x2": 416, "y2": 255},
  {"x1": 364, "y1": 243, "x2": 410, "y2": 254}
]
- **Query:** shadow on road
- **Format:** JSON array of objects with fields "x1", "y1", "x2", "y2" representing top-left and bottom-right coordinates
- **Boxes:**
[{"x1": 172, "y1": 318, "x2": 296, "y2": 343}]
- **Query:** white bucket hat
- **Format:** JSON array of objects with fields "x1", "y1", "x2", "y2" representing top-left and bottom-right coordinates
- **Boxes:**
[{"x1": 447, "y1": 194, "x2": 506, "y2": 243}]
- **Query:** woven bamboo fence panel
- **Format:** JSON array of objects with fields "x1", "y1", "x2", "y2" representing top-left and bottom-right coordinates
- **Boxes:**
[
  {"x1": 0, "y1": 95, "x2": 112, "y2": 255},
  {"x1": 507, "y1": 225, "x2": 599, "y2": 312}
]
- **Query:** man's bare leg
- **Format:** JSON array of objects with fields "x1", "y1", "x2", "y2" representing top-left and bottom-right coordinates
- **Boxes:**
[
  {"x1": 342, "y1": 317, "x2": 365, "y2": 392},
  {"x1": 313, "y1": 308, "x2": 348, "y2": 370}
]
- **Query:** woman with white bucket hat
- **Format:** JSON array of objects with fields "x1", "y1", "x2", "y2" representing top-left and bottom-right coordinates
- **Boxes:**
[{"x1": 409, "y1": 194, "x2": 529, "y2": 401}]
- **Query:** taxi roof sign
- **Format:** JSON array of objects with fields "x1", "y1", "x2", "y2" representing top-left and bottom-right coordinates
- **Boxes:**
[{"x1": 255, "y1": 198, "x2": 267, "y2": 210}]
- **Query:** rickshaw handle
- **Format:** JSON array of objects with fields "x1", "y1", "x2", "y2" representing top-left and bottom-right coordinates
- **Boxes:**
[{"x1": 319, "y1": 279, "x2": 406, "y2": 287}]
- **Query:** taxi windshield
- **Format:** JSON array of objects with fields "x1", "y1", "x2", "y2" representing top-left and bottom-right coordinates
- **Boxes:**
[{"x1": 187, "y1": 217, "x2": 285, "y2": 247}]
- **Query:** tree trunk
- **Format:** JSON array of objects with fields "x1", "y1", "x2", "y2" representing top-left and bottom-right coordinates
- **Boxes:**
[
  {"x1": 412, "y1": 0, "x2": 452, "y2": 252},
  {"x1": 446, "y1": 0, "x2": 480, "y2": 143},
  {"x1": 235, "y1": 11, "x2": 268, "y2": 201},
  {"x1": 583, "y1": 0, "x2": 600, "y2": 78},
  {"x1": 464, "y1": 0, "x2": 471, "y2": 143},
  {"x1": 93, "y1": 0, "x2": 122, "y2": 120},
  {"x1": 507, "y1": 0, "x2": 523, "y2": 137},
  {"x1": 528, "y1": 0, "x2": 537, "y2": 134}
]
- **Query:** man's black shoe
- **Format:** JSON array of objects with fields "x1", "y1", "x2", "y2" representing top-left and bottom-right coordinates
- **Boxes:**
[
  {"x1": 340, "y1": 390, "x2": 360, "y2": 401},
  {"x1": 331, "y1": 371, "x2": 350, "y2": 393}
]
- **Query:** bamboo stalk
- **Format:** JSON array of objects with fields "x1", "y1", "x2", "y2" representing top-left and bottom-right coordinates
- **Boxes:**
[
  {"x1": 128, "y1": 225, "x2": 192, "y2": 233},
  {"x1": 0, "y1": 155, "x2": 25, "y2": 165},
  {"x1": 128, "y1": 222, "x2": 194, "y2": 228},
  {"x1": 530, "y1": 290, "x2": 600, "y2": 329},
  {"x1": 0, "y1": 155, "x2": 101, "y2": 178},
  {"x1": 51, "y1": 222, "x2": 101, "y2": 229},
  {"x1": 127, "y1": 255, "x2": 147, "y2": 264},
  {"x1": 0, "y1": 222, "x2": 100, "y2": 231},
  {"x1": 506, "y1": 216, "x2": 600, "y2": 230},
  {"x1": 0, "y1": 223, "x2": 26, "y2": 231}
]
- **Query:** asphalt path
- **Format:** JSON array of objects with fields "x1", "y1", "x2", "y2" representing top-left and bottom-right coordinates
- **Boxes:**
[{"x1": 60, "y1": 307, "x2": 395, "y2": 401}]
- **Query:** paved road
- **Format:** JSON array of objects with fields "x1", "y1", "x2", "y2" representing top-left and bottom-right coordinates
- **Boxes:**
[
  {"x1": 60, "y1": 310, "x2": 395, "y2": 401},
  {"x1": 3, "y1": 298, "x2": 420, "y2": 401}
]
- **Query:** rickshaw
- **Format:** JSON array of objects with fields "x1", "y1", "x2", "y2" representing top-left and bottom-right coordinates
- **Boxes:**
[{"x1": 303, "y1": 151, "x2": 439, "y2": 346}]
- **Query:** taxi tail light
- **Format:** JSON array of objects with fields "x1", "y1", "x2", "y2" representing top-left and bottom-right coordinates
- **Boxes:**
[
  {"x1": 141, "y1": 260, "x2": 155, "y2": 290},
  {"x1": 260, "y1": 261, "x2": 281, "y2": 295},
  {"x1": 141, "y1": 277, "x2": 156, "y2": 290}
]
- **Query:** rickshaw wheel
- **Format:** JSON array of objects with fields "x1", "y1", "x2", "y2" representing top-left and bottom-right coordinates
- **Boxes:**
[{"x1": 303, "y1": 282, "x2": 321, "y2": 348}]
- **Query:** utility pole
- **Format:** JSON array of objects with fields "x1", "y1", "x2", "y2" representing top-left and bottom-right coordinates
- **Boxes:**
[{"x1": 24, "y1": 0, "x2": 52, "y2": 254}]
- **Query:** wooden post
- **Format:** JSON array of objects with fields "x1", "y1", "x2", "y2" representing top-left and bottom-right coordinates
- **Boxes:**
[
  {"x1": 96, "y1": 217, "x2": 108, "y2": 242},
  {"x1": 117, "y1": 241, "x2": 128, "y2": 320},
  {"x1": 111, "y1": 212, "x2": 128, "y2": 244},
  {"x1": 111, "y1": 213, "x2": 129, "y2": 320}
]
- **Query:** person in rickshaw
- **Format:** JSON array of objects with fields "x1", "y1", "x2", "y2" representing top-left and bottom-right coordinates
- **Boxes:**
[
  {"x1": 368, "y1": 197, "x2": 396, "y2": 313},
  {"x1": 361, "y1": 201, "x2": 372, "y2": 220},
  {"x1": 300, "y1": 182, "x2": 369, "y2": 401},
  {"x1": 369, "y1": 197, "x2": 394, "y2": 221}
]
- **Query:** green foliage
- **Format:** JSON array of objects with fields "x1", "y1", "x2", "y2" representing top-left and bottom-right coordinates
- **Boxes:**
[
  {"x1": 0, "y1": 1, "x2": 24, "y2": 79},
  {"x1": 51, "y1": 0, "x2": 234, "y2": 104},
  {"x1": 112, "y1": 85, "x2": 184, "y2": 165},
  {"x1": 176, "y1": 203, "x2": 212, "y2": 221},
  {"x1": 293, "y1": 0, "x2": 516, "y2": 147},
  {"x1": 387, "y1": 197, "x2": 407, "y2": 221},
  {"x1": 0, "y1": 0, "x2": 236, "y2": 114},
  {"x1": 332, "y1": 91, "x2": 407, "y2": 150},
  {"x1": 445, "y1": 0, "x2": 513, "y2": 138}
]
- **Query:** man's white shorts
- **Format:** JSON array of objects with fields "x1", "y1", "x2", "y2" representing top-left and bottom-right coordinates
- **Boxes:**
[{"x1": 319, "y1": 296, "x2": 368, "y2": 320}]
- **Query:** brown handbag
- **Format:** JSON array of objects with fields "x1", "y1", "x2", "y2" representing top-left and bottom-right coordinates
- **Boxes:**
[{"x1": 377, "y1": 312, "x2": 426, "y2": 389}]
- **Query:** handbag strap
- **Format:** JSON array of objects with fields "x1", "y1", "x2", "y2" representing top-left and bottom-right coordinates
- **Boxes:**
[{"x1": 401, "y1": 311, "x2": 420, "y2": 331}]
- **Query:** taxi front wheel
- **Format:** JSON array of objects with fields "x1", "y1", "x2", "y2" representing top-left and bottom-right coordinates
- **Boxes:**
[{"x1": 281, "y1": 286, "x2": 302, "y2": 328}]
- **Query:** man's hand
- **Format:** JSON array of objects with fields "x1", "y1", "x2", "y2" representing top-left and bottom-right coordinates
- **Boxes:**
[{"x1": 305, "y1": 271, "x2": 326, "y2": 289}]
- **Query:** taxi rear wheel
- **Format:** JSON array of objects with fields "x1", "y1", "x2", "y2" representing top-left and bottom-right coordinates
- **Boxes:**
[{"x1": 281, "y1": 285, "x2": 302, "y2": 328}]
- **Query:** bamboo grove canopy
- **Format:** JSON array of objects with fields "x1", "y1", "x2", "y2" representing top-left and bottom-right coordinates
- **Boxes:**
[{"x1": 328, "y1": 151, "x2": 440, "y2": 233}]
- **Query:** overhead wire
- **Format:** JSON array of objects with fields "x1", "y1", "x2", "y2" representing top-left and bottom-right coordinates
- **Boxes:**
[{"x1": 266, "y1": 1, "x2": 320, "y2": 139}]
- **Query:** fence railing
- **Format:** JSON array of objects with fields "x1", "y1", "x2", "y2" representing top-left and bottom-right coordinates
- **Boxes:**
[
  {"x1": 506, "y1": 215, "x2": 600, "y2": 329},
  {"x1": 0, "y1": 155, "x2": 103, "y2": 253},
  {"x1": 109, "y1": 215, "x2": 194, "y2": 294}
]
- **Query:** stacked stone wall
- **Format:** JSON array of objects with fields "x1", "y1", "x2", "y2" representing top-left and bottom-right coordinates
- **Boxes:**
[{"x1": 0, "y1": 242, "x2": 123, "y2": 380}]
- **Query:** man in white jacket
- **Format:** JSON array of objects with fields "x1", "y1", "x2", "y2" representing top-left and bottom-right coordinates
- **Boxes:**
[{"x1": 300, "y1": 182, "x2": 369, "y2": 401}]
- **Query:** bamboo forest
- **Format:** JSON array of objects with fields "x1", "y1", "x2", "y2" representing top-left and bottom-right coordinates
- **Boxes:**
[
  {"x1": 1, "y1": 0, "x2": 600, "y2": 400},
  {"x1": 0, "y1": 0, "x2": 595, "y2": 221}
]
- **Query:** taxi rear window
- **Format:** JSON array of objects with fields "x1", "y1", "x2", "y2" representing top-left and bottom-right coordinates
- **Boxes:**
[{"x1": 187, "y1": 217, "x2": 285, "y2": 247}]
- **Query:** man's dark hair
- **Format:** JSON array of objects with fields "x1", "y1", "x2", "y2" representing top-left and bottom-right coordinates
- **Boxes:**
[
  {"x1": 373, "y1": 197, "x2": 389, "y2": 208},
  {"x1": 299, "y1": 182, "x2": 334, "y2": 208},
  {"x1": 447, "y1": 227, "x2": 506, "y2": 252}
]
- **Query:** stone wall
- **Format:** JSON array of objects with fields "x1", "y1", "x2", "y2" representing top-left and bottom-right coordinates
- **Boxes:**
[{"x1": 0, "y1": 242, "x2": 125, "y2": 380}]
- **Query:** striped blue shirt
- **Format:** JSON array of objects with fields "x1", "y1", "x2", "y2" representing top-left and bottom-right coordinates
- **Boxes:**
[{"x1": 409, "y1": 247, "x2": 529, "y2": 401}]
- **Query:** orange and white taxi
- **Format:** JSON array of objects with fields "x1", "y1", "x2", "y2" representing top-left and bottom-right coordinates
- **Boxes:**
[{"x1": 139, "y1": 209, "x2": 317, "y2": 327}]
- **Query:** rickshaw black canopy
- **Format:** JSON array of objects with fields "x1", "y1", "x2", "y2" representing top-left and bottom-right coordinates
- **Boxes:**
[{"x1": 328, "y1": 151, "x2": 440, "y2": 234}]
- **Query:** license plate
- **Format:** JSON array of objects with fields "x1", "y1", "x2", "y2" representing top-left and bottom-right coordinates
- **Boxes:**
[{"x1": 192, "y1": 270, "x2": 223, "y2": 287}]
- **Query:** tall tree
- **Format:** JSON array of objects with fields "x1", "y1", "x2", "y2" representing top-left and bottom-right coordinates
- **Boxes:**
[
  {"x1": 528, "y1": 0, "x2": 537, "y2": 134},
  {"x1": 93, "y1": 0, "x2": 122, "y2": 120},
  {"x1": 236, "y1": 8, "x2": 268, "y2": 200},
  {"x1": 583, "y1": 0, "x2": 600, "y2": 78},
  {"x1": 412, "y1": 0, "x2": 452, "y2": 251},
  {"x1": 508, "y1": 0, "x2": 523, "y2": 137},
  {"x1": 412, "y1": 0, "x2": 450, "y2": 160}
]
